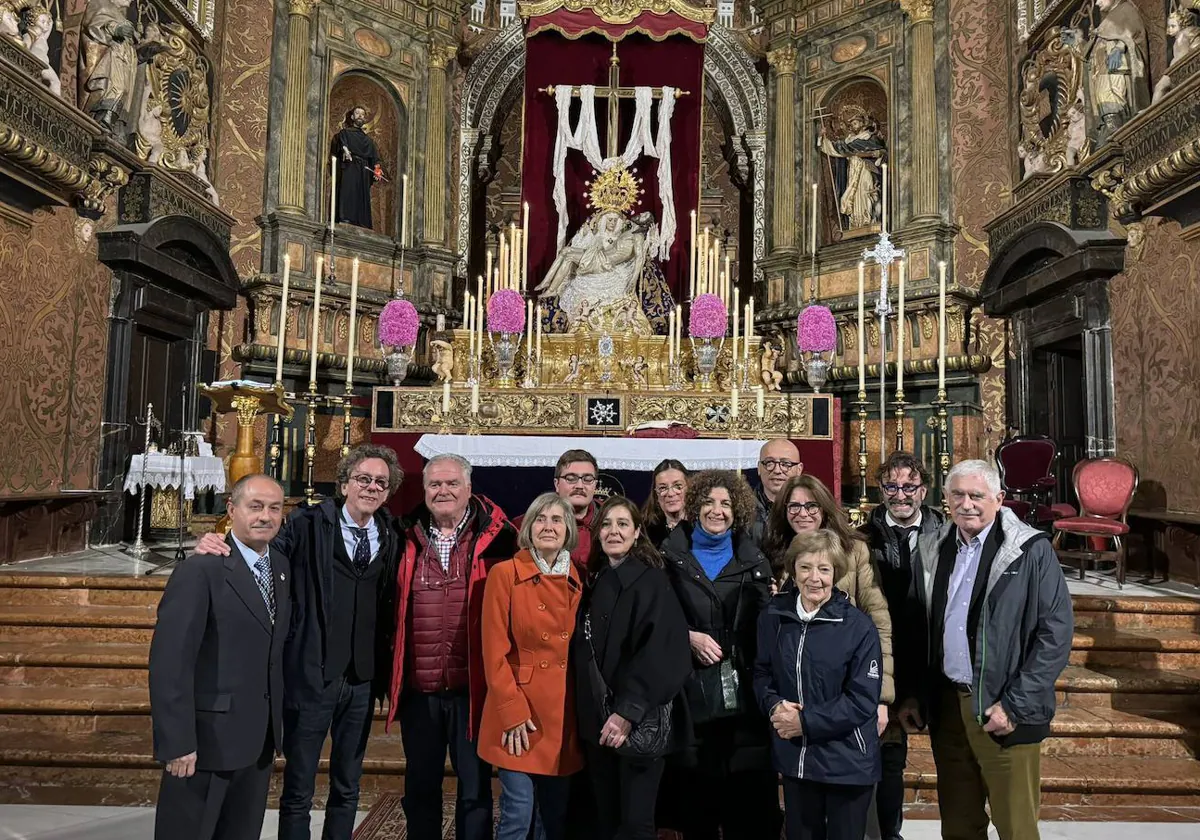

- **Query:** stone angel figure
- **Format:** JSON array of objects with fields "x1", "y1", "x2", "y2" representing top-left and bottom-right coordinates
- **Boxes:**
[
  {"x1": 760, "y1": 340, "x2": 783, "y2": 392},
  {"x1": 0, "y1": 2, "x2": 20, "y2": 40},
  {"x1": 22, "y1": 6, "x2": 61, "y2": 97},
  {"x1": 1153, "y1": 5, "x2": 1200, "y2": 104},
  {"x1": 430, "y1": 339, "x2": 455, "y2": 383}
]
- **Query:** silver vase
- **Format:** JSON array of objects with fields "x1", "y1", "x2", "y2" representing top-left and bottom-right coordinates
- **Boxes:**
[
  {"x1": 494, "y1": 332, "x2": 518, "y2": 386},
  {"x1": 806, "y1": 355, "x2": 831, "y2": 393},
  {"x1": 694, "y1": 337, "x2": 719, "y2": 392},
  {"x1": 386, "y1": 347, "x2": 412, "y2": 386}
]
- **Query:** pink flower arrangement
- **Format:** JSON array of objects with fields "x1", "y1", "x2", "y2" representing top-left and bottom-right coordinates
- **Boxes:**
[
  {"x1": 688, "y1": 293, "x2": 728, "y2": 339},
  {"x1": 487, "y1": 289, "x2": 526, "y2": 334},
  {"x1": 378, "y1": 299, "x2": 420, "y2": 348},
  {"x1": 797, "y1": 305, "x2": 837, "y2": 353}
]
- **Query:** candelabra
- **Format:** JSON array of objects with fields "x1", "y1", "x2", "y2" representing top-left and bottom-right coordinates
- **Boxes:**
[
  {"x1": 894, "y1": 387, "x2": 907, "y2": 454},
  {"x1": 852, "y1": 390, "x2": 870, "y2": 508},
  {"x1": 521, "y1": 350, "x2": 539, "y2": 389},
  {"x1": 128, "y1": 401, "x2": 158, "y2": 561},
  {"x1": 302, "y1": 385, "x2": 320, "y2": 505},
  {"x1": 340, "y1": 388, "x2": 353, "y2": 458},
  {"x1": 930, "y1": 388, "x2": 951, "y2": 513}
]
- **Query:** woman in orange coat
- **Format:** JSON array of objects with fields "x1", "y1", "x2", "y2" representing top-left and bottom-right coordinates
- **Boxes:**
[{"x1": 479, "y1": 491, "x2": 585, "y2": 840}]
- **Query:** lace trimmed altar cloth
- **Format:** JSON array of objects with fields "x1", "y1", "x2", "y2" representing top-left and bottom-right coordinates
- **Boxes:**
[
  {"x1": 414, "y1": 434, "x2": 765, "y2": 472},
  {"x1": 123, "y1": 454, "x2": 226, "y2": 500}
]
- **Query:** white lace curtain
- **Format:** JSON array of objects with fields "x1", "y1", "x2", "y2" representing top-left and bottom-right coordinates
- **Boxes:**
[{"x1": 552, "y1": 85, "x2": 677, "y2": 261}]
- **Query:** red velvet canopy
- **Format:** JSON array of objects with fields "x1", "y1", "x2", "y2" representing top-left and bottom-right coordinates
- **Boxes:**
[{"x1": 519, "y1": 12, "x2": 706, "y2": 306}]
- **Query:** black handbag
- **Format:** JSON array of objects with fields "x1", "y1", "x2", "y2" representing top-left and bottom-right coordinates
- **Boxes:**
[
  {"x1": 584, "y1": 615, "x2": 674, "y2": 757},
  {"x1": 686, "y1": 572, "x2": 748, "y2": 724}
]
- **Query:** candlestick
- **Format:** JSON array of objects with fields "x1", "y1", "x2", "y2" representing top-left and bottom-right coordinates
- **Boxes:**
[
  {"x1": 689, "y1": 210, "x2": 697, "y2": 299},
  {"x1": 881, "y1": 163, "x2": 888, "y2": 234},
  {"x1": 756, "y1": 385, "x2": 764, "y2": 419},
  {"x1": 329, "y1": 156, "x2": 337, "y2": 231},
  {"x1": 810, "y1": 182, "x2": 818, "y2": 254},
  {"x1": 896, "y1": 257, "x2": 905, "y2": 392},
  {"x1": 470, "y1": 381, "x2": 479, "y2": 415},
  {"x1": 346, "y1": 257, "x2": 360, "y2": 388},
  {"x1": 522, "y1": 202, "x2": 530, "y2": 288},
  {"x1": 526, "y1": 299, "x2": 533, "y2": 357},
  {"x1": 857, "y1": 261, "x2": 866, "y2": 393},
  {"x1": 400, "y1": 174, "x2": 409, "y2": 247},
  {"x1": 442, "y1": 380, "x2": 451, "y2": 413},
  {"x1": 742, "y1": 303, "x2": 750, "y2": 362},
  {"x1": 275, "y1": 254, "x2": 291, "y2": 383},
  {"x1": 938, "y1": 261, "x2": 948, "y2": 390},
  {"x1": 731, "y1": 385, "x2": 739, "y2": 419}
]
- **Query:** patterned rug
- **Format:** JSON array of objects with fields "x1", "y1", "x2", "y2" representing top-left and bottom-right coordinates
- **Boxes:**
[{"x1": 351, "y1": 794, "x2": 685, "y2": 840}]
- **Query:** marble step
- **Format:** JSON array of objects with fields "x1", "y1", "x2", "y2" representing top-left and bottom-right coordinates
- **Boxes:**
[
  {"x1": 1071, "y1": 596, "x2": 1200, "y2": 632},
  {"x1": 1056, "y1": 664, "x2": 1200, "y2": 712},
  {"x1": 0, "y1": 642, "x2": 149, "y2": 688},
  {"x1": 0, "y1": 575, "x2": 166, "y2": 607},
  {"x1": 1069, "y1": 627, "x2": 1200, "y2": 669},
  {"x1": 0, "y1": 604, "x2": 157, "y2": 644}
]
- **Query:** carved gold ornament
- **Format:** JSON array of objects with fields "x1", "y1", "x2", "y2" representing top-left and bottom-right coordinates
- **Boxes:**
[
  {"x1": 135, "y1": 23, "x2": 212, "y2": 172},
  {"x1": 585, "y1": 165, "x2": 642, "y2": 214},
  {"x1": 1018, "y1": 28, "x2": 1082, "y2": 174},
  {"x1": 517, "y1": 0, "x2": 714, "y2": 25}
]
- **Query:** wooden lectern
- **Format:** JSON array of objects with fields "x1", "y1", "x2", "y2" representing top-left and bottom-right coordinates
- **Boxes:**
[{"x1": 199, "y1": 381, "x2": 293, "y2": 486}]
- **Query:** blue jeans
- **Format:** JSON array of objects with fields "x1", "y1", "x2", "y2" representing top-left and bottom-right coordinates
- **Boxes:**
[
  {"x1": 497, "y1": 769, "x2": 571, "y2": 840},
  {"x1": 278, "y1": 677, "x2": 373, "y2": 840}
]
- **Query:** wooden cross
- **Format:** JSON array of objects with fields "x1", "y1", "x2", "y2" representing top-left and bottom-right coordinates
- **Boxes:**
[{"x1": 539, "y1": 42, "x2": 691, "y2": 158}]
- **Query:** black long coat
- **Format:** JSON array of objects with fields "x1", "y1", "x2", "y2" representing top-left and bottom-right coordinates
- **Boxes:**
[
  {"x1": 574, "y1": 557, "x2": 693, "y2": 754},
  {"x1": 661, "y1": 523, "x2": 774, "y2": 775}
]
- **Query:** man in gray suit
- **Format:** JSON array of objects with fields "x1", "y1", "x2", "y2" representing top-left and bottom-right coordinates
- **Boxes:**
[{"x1": 150, "y1": 474, "x2": 291, "y2": 840}]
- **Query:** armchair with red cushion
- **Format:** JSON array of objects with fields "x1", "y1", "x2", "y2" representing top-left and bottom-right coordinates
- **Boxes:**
[
  {"x1": 996, "y1": 435, "x2": 1073, "y2": 525},
  {"x1": 1052, "y1": 456, "x2": 1139, "y2": 587}
]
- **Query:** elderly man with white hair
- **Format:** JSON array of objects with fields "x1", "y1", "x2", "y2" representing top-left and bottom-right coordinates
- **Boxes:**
[{"x1": 896, "y1": 459, "x2": 1072, "y2": 840}]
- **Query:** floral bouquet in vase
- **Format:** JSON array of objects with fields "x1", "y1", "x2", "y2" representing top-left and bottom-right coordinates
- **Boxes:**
[
  {"x1": 688, "y1": 293, "x2": 728, "y2": 391},
  {"x1": 379, "y1": 299, "x2": 420, "y2": 386},
  {"x1": 486, "y1": 289, "x2": 526, "y2": 386},
  {"x1": 796, "y1": 304, "x2": 837, "y2": 392}
]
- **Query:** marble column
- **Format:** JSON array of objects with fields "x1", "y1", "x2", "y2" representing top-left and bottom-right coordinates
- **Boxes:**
[
  {"x1": 768, "y1": 44, "x2": 798, "y2": 253},
  {"x1": 423, "y1": 43, "x2": 457, "y2": 246},
  {"x1": 902, "y1": 0, "x2": 939, "y2": 220},
  {"x1": 278, "y1": 0, "x2": 319, "y2": 213}
]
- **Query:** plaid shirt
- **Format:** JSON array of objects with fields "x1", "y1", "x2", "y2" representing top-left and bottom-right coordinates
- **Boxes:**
[{"x1": 429, "y1": 508, "x2": 471, "y2": 573}]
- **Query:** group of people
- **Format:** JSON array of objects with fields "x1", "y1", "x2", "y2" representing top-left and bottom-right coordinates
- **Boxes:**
[{"x1": 148, "y1": 439, "x2": 1074, "y2": 840}]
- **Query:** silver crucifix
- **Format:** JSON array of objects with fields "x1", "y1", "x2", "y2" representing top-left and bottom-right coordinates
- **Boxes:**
[{"x1": 862, "y1": 231, "x2": 904, "y2": 458}]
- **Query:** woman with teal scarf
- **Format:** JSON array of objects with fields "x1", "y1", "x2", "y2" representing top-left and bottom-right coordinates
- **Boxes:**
[{"x1": 660, "y1": 470, "x2": 779, "y2": 840}]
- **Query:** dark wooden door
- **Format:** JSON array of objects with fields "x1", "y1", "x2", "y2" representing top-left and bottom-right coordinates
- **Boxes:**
[{"x1": 1031, "y1": 335, "x2": 1085, "y2": 510}]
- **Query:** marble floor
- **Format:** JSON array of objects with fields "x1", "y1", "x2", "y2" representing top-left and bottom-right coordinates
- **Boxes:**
[
  {"x1": 0, "y1": 807, "x2": 1198, "y2": 840},
  {"x1": 7, "y1": 542, "x2": 1199, "y2": 600}
]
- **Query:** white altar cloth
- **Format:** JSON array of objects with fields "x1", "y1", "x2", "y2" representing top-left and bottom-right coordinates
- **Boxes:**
[
  {"x1": 414, "y1": 435, "x2": 767, "y2": 472},
  {"x1": 123, "y1": 454, "x2": 226, "y2": 500}
]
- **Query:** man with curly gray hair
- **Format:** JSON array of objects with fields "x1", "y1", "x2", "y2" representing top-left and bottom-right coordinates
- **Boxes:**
[{"x1": 194, "y1": 443, "x2": 405, "y2": 840}]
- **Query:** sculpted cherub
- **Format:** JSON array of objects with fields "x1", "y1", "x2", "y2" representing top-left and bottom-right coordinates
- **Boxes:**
[
  {"x1": 760, "y1": 340, "x2": 783, "y2": 392},
  {"x1": 430, "y1": 339, "x2": 455, "y2": 383}
]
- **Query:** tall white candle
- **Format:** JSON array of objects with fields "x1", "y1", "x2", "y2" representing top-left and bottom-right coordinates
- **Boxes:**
[
  {"x1": 810, "y1": 182, "x2": 818, "y2": 254},
  {"x1": 498, "y1": 234, "x2": 507, "y2": 294},
  {"x1": 938, "y1": 261, "x2": 947, "y2": 390},
  {"x1": 346, "y1": 257, "x2": 360, "y2": 387},
  {"x1": 743, "y1": 303, "x2": 751, "y2": 362},
  {"x1": 724, "y1": 252, "x2": 732, "y2": 301},
  {"x1": 522, "y1": 202, "x2": 530, "y2": 289},
  {"x1": 700, "y1": 228, "x2": 709, "y2": 293},
  {"x1": 756, "y1": 386, "x2": 764, "y2": 419},
  {"x1": 466, "y1": 292, "x2": 475, "y2": 358},
  {"x1": 310, "y1": 255, "x2": 323, "y2": 387},
  {"x1": 526, "y1": 299, "x2": 533, "y2": 356},
  {"x1": 857, "y1": 261, "x2": 866, "y2": 393},
  {"x1": 509, "y1": 223, "x2": 518, "y2": 290},
  {"x1": 442, "y1": 380, "x2": 450, "y2": 413},
  {"x1": 476, "y1": 275, "x2": 485, "y2": 356},
  {"x1": 275, "y1": 254, "x2": 291, "y2": 383},
  {"x1": 881, "y1": 163, "x2": 888, "y2": 233},
  {"x1": 896, "y1": 257, "x2": 905, "y2": 392},
  {"x1": 485, "y1": 249, "x2": 494, "y2": 299},
  {"x1": 732, "y1": 287, "x2": 740, "y2": 370},
  {"x1": 436, "y1": 314, "x2": 445, "y2": 332},
  {"x1": 747, "y1": 296, "x2": 754, "y2": 342},
  {"x1": 462, "y1": 288, "x2": 470, "y2": 337},
  {"x1": 470, "y1": 381, "x2": 479, "y2": 415},
  {"x1": 400, "y1": 174, "x2": 409, "y2": 247},
  {"x1": 674, "y1": 304, "x2": 682, "y2": 357},
  {"x1": 689, "y1": 210, "x2": 697, "y2": 299},
  {"x1": 667, "y1": 309, "x2": 675, "y2": 367},
  {"x1": 536, "y1": 305, "x2": 543, "y2": 360},
  {"x1": 330, "y1": 156, "x2": 337, "y2": 231},
  {"x1": 731, "y1": 385, "x2": 739, "y2": 419}
]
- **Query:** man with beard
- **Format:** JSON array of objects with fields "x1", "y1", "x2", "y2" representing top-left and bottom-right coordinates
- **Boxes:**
[
  {"x1": 387, "y1": 453, "x2": 517, "y2": 840},
  {"x1": 860, "y1": 451, "x2": 943, "y2": 840},
  {"x1": 194, "y1": 444, "x2": 404, "y2": 840},
  {"x1": 332, "y1": 105, "x2": 382, "y2": 229},
  {"x1": 515, "y1": 449, "x2": 601, "y2": 578},
  {"x1": 752, "y1": 439, "x2": 803, "y2": 540}
]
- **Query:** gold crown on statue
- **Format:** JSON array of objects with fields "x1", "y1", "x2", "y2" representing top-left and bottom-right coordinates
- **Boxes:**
[{"x1": 584, "y1": 166, "x2": 643, "y2": 215}]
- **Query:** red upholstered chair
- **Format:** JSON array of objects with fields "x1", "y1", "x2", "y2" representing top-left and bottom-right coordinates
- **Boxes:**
[
  {"x1": 1052, "y1": 457, "x2": 1139, "y2": 587},
  {"x1": 997, "y1": 435, "x2": 1062, "y2": 524}
]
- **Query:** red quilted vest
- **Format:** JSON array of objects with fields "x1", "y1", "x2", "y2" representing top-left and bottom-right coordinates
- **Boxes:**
[{"x1": 404, "y1": 525, "x2": 472, "y2": 693}]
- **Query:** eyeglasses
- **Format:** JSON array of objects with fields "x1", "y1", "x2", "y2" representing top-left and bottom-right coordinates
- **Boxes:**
[
  {"x1": 881, "y1": 483, "x2": 923, "y2": 497},
  {"x1": 557, "y1": 473, "x2": 597, "y2": 486},
  {"x1": 655, "y1": 482, "x2": 686, "y2": 496},
  {"x1": 350, "y1": 474, "x2": 389, "y2": 490},
  {"x1": 760, "y1": 459, "x2": 800, "y2": 473},
  {"x1": 786, "y1": 502, "x2": 822, "y2": 517}
]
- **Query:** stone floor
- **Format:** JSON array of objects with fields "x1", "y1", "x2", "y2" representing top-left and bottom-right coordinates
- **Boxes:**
[
  {"x1": 8, "y1": 541, "x2": 1199, "y2": 600},
  {"x1": 1, "y1": 806, "x2": 1200, "y2": 839}
]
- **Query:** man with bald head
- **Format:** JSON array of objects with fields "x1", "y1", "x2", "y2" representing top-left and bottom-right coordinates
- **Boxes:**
[{"x1": 753, "y1": 438, "x2": 803, "y2": 538}]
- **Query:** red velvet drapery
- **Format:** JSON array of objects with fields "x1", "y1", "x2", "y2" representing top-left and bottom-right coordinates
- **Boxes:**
[{"x1": 519, "y1": 23, "x2": 704, "y2": 307}]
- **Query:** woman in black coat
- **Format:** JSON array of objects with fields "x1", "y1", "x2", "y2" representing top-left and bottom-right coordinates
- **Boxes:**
[
  {"x1": 574, "y1": 496, "x2": 691, "y2": 840},
  {"x1": 753, "y1": 529, "x2": 882, "y2": 840},
  {"x1": 660, "y1": 470, "x2": 779, "y2": 840}
]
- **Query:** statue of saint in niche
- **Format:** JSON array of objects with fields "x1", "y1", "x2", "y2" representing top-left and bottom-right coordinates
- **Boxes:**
[
  {"x1": 332, "y1": 105, "x2": 383, "y2": 229},
  {"x1": 1078, "y1": 0, "x2": 1150, "y2": 143},
  {"x1": 816, "y1": 106, "x2": 887, "y2": 233},
  {"x1": 79, "y1": 0, "x2": 138, "y2": 130}
]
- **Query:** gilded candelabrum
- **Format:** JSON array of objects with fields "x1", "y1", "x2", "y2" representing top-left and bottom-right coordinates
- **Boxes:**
[
  {"x1": 341, "y1": 387, "x2": 354, "y2": 458},
  {"x1": 929, "y1": 388, "x2": 951, "y2": 513},
  {"x1": 893, "y1": 387, "x2": 907, "y2": 454},
  {"x1": 853, "y1": 389, "x2": 870, "y2": 509},
  {"x1": 302, "y1": 386, "x2": 320, "y2": 504}
]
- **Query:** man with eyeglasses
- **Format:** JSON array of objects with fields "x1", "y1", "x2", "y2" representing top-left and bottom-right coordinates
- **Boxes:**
[
  {"x1": 753, "y1": 439, "x2": 804, "y2": 539},
  {"x1": 860, "y1": 451, "x2": 944, "y2": 840},
  {"x1": 194, "y1": 443, "x2": 404, "y2": 840},
  {"x1": 516, "y1": 448, "x2": 601, "y2": 577},
  {"x1": 386, "y1": 452, "x2": 518, "y2": 840}
]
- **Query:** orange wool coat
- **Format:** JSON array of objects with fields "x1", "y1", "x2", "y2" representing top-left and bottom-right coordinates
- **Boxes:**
[{"x1": 477, "y1": 550, "x2": 585, "y2": 776}]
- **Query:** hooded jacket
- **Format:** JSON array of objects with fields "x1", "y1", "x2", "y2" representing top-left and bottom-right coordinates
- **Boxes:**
[
  {"x1": 752, "y1": 589, "x2": 882, "y2": 785},
  {"x1": 910, "y1": 505, "x2": 1073, "y2": 744}
]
